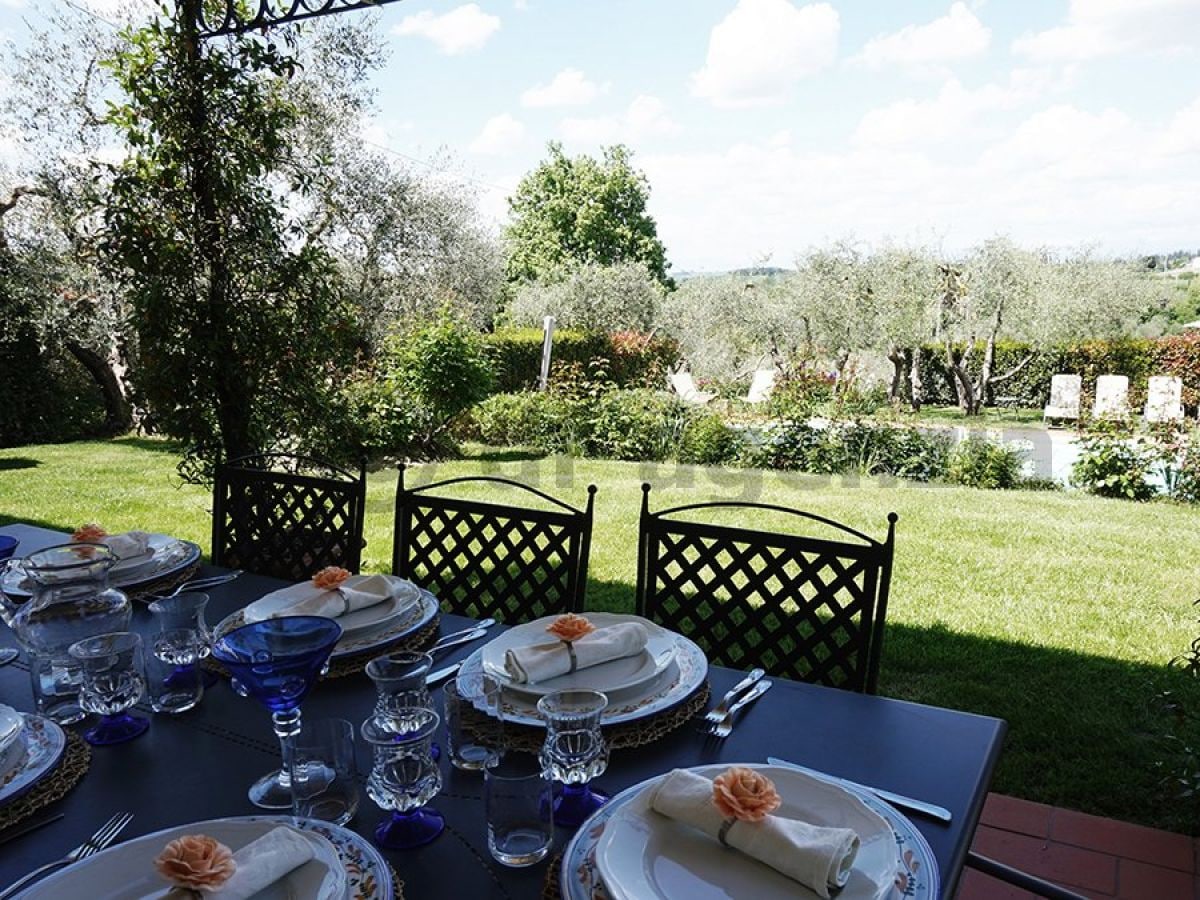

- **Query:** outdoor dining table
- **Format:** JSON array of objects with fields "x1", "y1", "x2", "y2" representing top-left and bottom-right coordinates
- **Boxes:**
[{"x1": 0, "y1": 523, "x2": 1006, "y2": 899}]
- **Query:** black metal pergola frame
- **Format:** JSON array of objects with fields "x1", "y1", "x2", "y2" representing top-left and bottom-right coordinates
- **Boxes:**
[{"x1": 198, "y1": 0, "x2": 405, "y2": 37}]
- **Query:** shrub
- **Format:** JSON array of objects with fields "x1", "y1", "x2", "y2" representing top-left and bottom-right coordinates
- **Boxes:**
[
  {"x1": 583, "y1": 389, "x2": 690, "y2": 461},
  {"x1": 484, "y1": 328, "x2": 677, "y2": 393},
  {"x1": 1071, "y1": 429, "x2": 1158, "y2": 500},
  {"x1": 946, "y1": 437, "x2": 1025, "y2": 489},
  {"x1": 767, "y1": 367, "x2": 835, "y2": 420},
  {"x1": 749, "y1": 420, "x2": 948, "y2": 481},
  {"x1": 471, "y1": 391, "x2": 577, "y2": 453},
  {"x1": 679, "y1": 414, "x2": 745, "y2": 466}
]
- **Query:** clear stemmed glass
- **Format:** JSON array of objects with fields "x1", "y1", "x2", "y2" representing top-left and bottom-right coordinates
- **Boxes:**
[
  {"x1": 147, "y1": 592, "x2": 218, "y2": 688},
  {"x1": 537, "y1": 689, "x2": 610, "y2": 828},
  {"x1": 211, "y1": 616, "x2": 342, "y2": 809},
  {"x1": 364, "y1": 651, "x2": 441, "y2": 759},
  {"x1": 362, "y1": 707, "x2": 444, "y2": 849},
  {"x1": 69, "y1": 631, "x2": 149, "y2": 746}
]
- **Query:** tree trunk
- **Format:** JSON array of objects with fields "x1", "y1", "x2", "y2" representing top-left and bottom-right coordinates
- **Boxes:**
[
  {"x1": 832, "y1": 348, "x2": 851, "y2": 398},
  {"x1": 178, "y1": 0, "x2": 254, "y2": 462},
  {"x1": 887, "y1": 347, "x2": 905, "y2": 403},
  {"x1": 66, "y1": 341, "x2": 132, "y2": 434},
  {"x1": 908, "y1": 349, "x2": 924, "y2": 412}
]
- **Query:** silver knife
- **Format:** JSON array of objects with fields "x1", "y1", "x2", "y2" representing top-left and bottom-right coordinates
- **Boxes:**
[
  {"x1": 425, "y1": 662, "x2": 461, "y2": 686},
  {"x1": 429, "y1": 629, "x2": 488, "y2": 655},
  {"x1": 435, "y1": 619, "x2": 496, "y2": 646},
  {"x1": 766, "y1": 757, "x2": 953, "y2": 823}
]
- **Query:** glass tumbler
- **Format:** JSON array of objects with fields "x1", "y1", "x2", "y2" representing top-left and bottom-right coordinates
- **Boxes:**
[
  {"x1": 148, "y1": 592, "x2": 217, "y2": 687},
  {"x1": 538, "y1": 689, "x2": 610, "y2": 827},
  {"x1": 69, "y1": 631, "x2": 149, "y2": 746},
  {"x1": 444, "y1": 672, "x2": 502, "y2": 771},
  {"x1": 145, "y1": 627, "x2": 204, "y2": 714},
  {"x1": 290, "y1": 718, "x2": 359, "y2": 826},
  {"x1": 365, "y1": 652, "x2": 434, "y2": 734},
  {"x1": 485, "y1": 754, "x2": 553, "y2": 867}
]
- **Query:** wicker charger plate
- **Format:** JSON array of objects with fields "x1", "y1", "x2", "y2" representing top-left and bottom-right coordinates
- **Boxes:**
[{"x1": 0, "y1": 731, "x2": 91, "y2": 831}]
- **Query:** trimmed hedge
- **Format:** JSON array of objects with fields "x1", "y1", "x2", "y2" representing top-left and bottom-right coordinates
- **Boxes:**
[
  {"x1": 918, "y1": 334, "x2": 1200, "y2": 412},
  {"x1": 484, "y1": 328, "x2": 678, "y2": 393}
]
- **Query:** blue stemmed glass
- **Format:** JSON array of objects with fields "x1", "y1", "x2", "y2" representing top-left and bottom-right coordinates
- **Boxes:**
[
  {"x1": 211, "y1": 616, "x2": 342, "y2": 809},
  {"x1": 362, "y1": 707, "x2": 444, "y2": 849},
  {"x1": 538, "y1": 690, "x2": 610, "y2": 828},
  {"x1": 69, "y1": 631, "x2": 149, "y2": 746}
]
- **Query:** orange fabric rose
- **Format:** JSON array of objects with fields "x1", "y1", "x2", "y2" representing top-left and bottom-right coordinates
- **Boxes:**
[
  {"x1": 154, "y1": 834, "x2": 237, "y2": 892},
  {"x1": 312, "y1": 566, "x2": 351, "y2": 590},
  {"x1": 72, "y1": 523, "x2": 108, "y2": 543},
  {"x1": 546, "y1": 613, "x2": 596, "y2": 643},
  {"x1": 712, "y1": 767, "x2": 782, "y2": 823}
]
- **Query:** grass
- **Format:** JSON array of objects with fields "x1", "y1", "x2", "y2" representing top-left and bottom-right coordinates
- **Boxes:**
[{"x1": 3, "y1": 436, "x2": 1200, "y2": 834}]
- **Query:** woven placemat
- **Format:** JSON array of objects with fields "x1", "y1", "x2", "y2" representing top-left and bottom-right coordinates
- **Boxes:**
[
  {"x1": 464, "y1": 682, "x2": 711, "y2": 755},
  {"x1": 541, "y1": 853, "x2": 564, "y2": 900},
  {"x1": 387, "y1": 861, "x2": 404, "y2": 900},
  {"x1": 0, "y1": 731, "x2": 91, "y2": 831},
  {"x1": 203, "y1": 617, "x2": 441, "y2": 682},
  {"x1": 126, "y1": 562, "x2": 201, "y2": 603}
]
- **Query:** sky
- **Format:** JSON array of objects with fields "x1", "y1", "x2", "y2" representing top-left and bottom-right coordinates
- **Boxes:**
[{"x1": 0, "y1": 0, "x2": 1198, "y2": 273}]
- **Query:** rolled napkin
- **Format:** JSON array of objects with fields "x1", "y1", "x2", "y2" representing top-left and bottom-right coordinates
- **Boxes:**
[
  {"x1": 243, "y1": 572, "x2": 419, "y2": 624},
  {"x1": 71, "y1": 524, "x2": 151, "y2": 562},
  {"x1": 504, "y1": 622, "x2": 648, "y2": 684},
  {"x1": 155, "y1": 827, "x2": 315, "y2": 899},
  {"x1": 649, "y1": 768, "x2": 860, "y2": 899}
]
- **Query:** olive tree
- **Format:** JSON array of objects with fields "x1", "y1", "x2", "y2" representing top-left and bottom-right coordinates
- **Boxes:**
[{"x1": 507, "y1": 261, "x2": 664, "y2": 333}]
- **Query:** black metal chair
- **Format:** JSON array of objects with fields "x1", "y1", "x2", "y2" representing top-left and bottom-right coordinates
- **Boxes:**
[
  {"x1": 211, "y1": 454, "x2": 367, "y2": 581},
  {"x1": 636, "y1": 484, "x2": 896, "y2": 693},
  {"x1": 392, "y1": 465, "x2": 596, "y2": 623}
]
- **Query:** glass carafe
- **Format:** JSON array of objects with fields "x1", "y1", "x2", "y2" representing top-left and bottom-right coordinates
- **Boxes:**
[{"x1": 0, "y1": 544, "x2": 132, "y2": 724}]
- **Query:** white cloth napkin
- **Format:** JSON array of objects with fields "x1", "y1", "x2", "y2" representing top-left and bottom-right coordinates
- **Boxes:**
[
  {"x1": 208, "y1": 827, "x2": 315, "y2": 900},
  {"x1": 242, "y1": 574, "x2": 419, "y2": 624},
  {"x1": 649, "y1": 769, "x2": 860, "y2": 899},
  {"x1": 503, "y1": 622, "x2": 648, "y2": 684},
  {"x1": 77, "y1": 531, "x2": 151, "y2": 561}
]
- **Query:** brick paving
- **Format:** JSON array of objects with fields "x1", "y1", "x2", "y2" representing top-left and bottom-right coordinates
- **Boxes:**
[{"x1": 958, "y1": 794, "x2": 1197, "y2": 899}]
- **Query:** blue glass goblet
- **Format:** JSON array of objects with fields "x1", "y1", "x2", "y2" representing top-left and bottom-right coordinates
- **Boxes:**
[
  {"x1": 538, "y1": 690, "x2": 610, "y2": 828},
  {"x1": 69, "y1": 631, "x2": 149, "y2": 746},
  {"x1": 211, "y1": 616, "x2": 342, "y2": 809},
  {"x1": 362, "y1": 707, "x2": 444, "y2": 849}
]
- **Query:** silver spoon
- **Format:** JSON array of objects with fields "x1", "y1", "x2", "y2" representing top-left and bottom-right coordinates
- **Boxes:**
[{"x1": 0, "y1": 649, "x2": 17, "y2": 666}]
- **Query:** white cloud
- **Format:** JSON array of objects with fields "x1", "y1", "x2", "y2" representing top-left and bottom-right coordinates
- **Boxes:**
[
  {"x1": 521, "y1": 69, "x2": 608, "y2": 109},
  {"x1": 691, "y1": 0, "x2": 839, "y2": 108},
  {"x1": 393, "y1": 4, "x2": 500, "y2": 56},
  {"x1": 1158, "y1": 96, "x2": 1200, "y2": 157},
  {"x1": 855, "y1": 2, "x2": 990, "y2": 69},
  {"x1": 469, "y1": 113, "x2": 525, "y2": 155},
  {"x1": 1013, "y1": 0, "x2": 1200, "y2": 61},
  {"x1": 560, "y1": 96, "x2": 679, "y2": 145}
]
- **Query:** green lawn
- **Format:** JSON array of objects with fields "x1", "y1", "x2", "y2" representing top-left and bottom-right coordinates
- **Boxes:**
[{"x1": 3, "y1": 436, "x2": 1199, "y2": 833}]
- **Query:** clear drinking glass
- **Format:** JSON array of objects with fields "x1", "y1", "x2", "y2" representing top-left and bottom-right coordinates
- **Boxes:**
[
  {"x1": 290, "y1": 718, "x2": 359, "y2": 826},
  {"x1": 485, "y1": 755, "x2": 553, "y2": 867},
  {"x1": 365, "y1": 652, "x2": 434, "y2": 733},
  {"x1": 444, "y1": 672, "x2": 502, "y2": 771},
  {"x1": 69, "y1": 631, "x2": 149, "y2": 746},
  {"x1": 362, "y1": 707, "x2": 444, "y2": 849},
  {"x1": 145, "y1": 627, "x2": 204, "y2": 714},
  {"x1": 538, "y1": 689, "x2": 610, "y2": 827},
  {"x1": 148, "y1": 592, "x2": 218, "y2": 688}
]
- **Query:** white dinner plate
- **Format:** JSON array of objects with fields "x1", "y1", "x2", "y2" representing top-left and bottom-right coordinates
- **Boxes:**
[
  {"x1": 0, "y1": 714, "x2": 65, "y2": 807},
  {"x1": 0, "y1": 705, "x2": 25, "y2": 778},
  {"x1": 481, "y1": 613, "x2": 677, "y2": 698},
  {"x1": 1, "y1": 537, "x2": 202, "y2": 597},
  {"x1": 595, "y1": 765, "x2": 896, "y2": 900},
  {"x1": 16, "y1": 817, "x2": 389, "y2": 900}
]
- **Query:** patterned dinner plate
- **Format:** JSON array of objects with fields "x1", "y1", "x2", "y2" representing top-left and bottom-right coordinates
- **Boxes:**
[
  {"x1": 0, "y1": 714, "x2": 66, "y2": 808},
  {"x1": 459, "y1": 631, "x2": 708, "y2": 728},
  {"x1": 19, "y1": 816, "x2": 393, "y2": 900},
  {"x1": 561, "y1": 765, "x2": 938, "y2": 900}
]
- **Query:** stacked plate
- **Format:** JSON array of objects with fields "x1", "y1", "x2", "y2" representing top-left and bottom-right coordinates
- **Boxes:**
[
  {"x1": 214, "y1": 578, "x2": 438, "y2": 662},
  {"x1": 461, "y1": 613, "x2": 708, "y2": 727},
  {"x1": 20, "y1": 816, "x2": 393, "y2": 899},
  {"x1": 561, "y1": 764, "x2": 939, "y2": 900},
  {"x1": 0, "y1": 535, "x2": 202, "y2": 599},
  {"x1": 0, "y1": 705, "x2": 67, "y2": 810}
]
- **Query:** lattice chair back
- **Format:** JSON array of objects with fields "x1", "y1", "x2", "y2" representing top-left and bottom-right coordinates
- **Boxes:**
[
  {"x1": 636, "y1": 484, "x2": 896, "y2": 694},
  {"x1": 211, "y1": 454, "x2": 367, "y2": 582},
  {"x1": 392, "y1": 466, "x2": 596, "y2": 623}
]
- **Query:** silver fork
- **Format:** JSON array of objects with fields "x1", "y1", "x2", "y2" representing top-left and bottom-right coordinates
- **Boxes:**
[
  {"x1": 147, "y1": 571, "x2": 243, "y2": 600},
  {"x1": 702, "y1": 668, "x2": 765, "y2": 726},
  {"x1": 705, "y1": 680, "x2": 773, "y2": 739},
  {"x1": 0, "y1": 811, "x2": 133, "y2": 899}
]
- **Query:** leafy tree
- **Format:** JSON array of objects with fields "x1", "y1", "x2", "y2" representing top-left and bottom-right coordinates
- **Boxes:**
[
  {"x1": 505, "y1": 142, "x2": 672, "y2": 288},
  {"x1": 506, "y1": 261, "x2": 664, "y2": 333}
]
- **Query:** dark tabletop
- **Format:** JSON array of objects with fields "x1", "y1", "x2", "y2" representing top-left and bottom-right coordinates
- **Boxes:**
[{"x1": 0, "y1": 523, "x2": 1005, "y2": 899}]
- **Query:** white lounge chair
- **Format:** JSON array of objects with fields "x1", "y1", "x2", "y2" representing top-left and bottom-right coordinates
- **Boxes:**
[
  {"x1": 1145, "y1": 375, "x2": 1184, "y2": 423},
  {"x1": 1042, "y1": 374, "x2": 1082, "y2": 424},
  {"x1": 745, "y1": 368, "x2": 777, "y2": 404},
  {"x1": 669, "y1": 369, "x2": 716, "y2": 406},
  {"x1": 1092, "y1": 375, "x2": 1130, "y2": 419}
]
